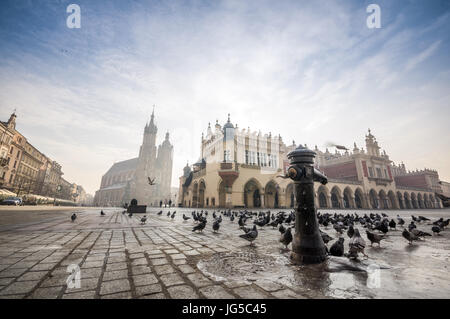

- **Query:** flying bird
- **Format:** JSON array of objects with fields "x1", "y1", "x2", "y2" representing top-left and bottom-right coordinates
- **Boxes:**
[
  {"x1": 148, "y1": 177, "x2": 156, "y2": 185},
  {"x1": 325, "y1": 142, "x2": 348, "y2": 150}
]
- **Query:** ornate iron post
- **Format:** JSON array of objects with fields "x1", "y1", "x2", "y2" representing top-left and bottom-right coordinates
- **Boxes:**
[{"x1": 286, "y1": 145, "x2": 328, "y2": 264}]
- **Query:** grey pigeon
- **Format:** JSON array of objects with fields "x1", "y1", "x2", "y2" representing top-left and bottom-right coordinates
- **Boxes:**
[
  {"x1": 411, "y1": 229, "x2": 431, "y2": 237},
  {"x1": 239, "y1": 225, "x2": 258, "y2": 246},
  {"x1": 192, "y1": 220, "x2": 206, "y2": 232},
  {"x1": 431, "y1": 226, "x2": 441, "y2": 235},
  {"x1": 366, "y1": 230, "x2": 384, "y2": 247},
  {"x1": 330, "y1": 238, "x2": 344, "y2": 257},
  {"x1": 213, "y1": 219, "x2": 220, "y2": 233},
  {"x1": 279, "y1": 227, "x2": 292, "y2": 249},
  {"x1": 348, "y1": 229, "x2": 367, "y2": 258},
  {"x1": 402, "y1": 228, "x2": 420, "y2": 244},
  {"x1": 320, "y1": 230, "x2": 333, "y2": 244}
]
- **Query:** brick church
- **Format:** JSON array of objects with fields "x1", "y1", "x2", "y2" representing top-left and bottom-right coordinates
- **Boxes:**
[{"x1": 94, "y1": 110, "x2": 173, "y2": 207}]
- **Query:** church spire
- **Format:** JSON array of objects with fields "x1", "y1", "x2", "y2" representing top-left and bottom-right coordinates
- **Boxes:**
[
  {"x1": 146, "y1": 105, "x2": 157, "y2": 134},
  {"x1": 150, "y1": 105, "x2": 155, "y2": 124}
]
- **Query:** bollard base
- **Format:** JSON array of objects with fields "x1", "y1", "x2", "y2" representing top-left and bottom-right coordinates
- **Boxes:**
[
  {"x1": 290, "y1": 233, "x2": 328, "y2": 265},
  {"x1": 290, "y1": 251, "x2": 327, "y2": 265}
]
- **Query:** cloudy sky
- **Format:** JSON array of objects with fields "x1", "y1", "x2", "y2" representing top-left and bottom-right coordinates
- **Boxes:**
[{"x1": 0, "y1": 0, "x2": 449, "y2": 195}]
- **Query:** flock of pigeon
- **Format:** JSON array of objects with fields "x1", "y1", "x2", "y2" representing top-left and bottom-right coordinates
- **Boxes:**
[
  {"x1": 320, "y1": 211, "x2": 450, "y2": 259},
  {"x1": 70, "y1": 208, "x2": 449, "y2": 261}
]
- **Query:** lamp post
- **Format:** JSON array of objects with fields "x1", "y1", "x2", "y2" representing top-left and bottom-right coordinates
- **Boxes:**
[
  {"x1": 285, "y1": 145, "x2": 328, "y2": 264},
  {"x1": 54, "y1": 185, "x2": 62, "y2": 206}
]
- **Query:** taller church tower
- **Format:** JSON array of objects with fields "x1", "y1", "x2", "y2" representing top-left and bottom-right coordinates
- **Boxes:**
[
  {"x1": 129, "y1": 108, "x2": 174, "y2": 206},
  {"x1": 132, "y1": 109, "x2": 158, "y2": 205}
]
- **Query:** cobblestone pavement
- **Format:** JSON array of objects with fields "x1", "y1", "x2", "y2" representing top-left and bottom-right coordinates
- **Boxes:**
[{"x1": 0, "y1": 207, "x2": 449, "y2": 299}]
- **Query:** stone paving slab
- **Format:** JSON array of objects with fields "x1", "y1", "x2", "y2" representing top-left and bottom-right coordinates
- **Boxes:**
[{"x1": 0, "y1": 207, "x2": 449, "y2": 299}]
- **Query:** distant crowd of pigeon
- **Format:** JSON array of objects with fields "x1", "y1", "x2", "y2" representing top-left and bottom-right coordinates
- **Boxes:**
[
  {"x1": 69, "y1": 208, "x2": 449, "y2": 261},
  {"x1": 319, "y1": 211, "x2": 450, "y2": 259}
]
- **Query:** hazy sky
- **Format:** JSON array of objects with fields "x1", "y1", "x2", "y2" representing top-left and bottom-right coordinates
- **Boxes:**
[{"x1": 1, "y1": 0, "x2": 449, "y2": 195}]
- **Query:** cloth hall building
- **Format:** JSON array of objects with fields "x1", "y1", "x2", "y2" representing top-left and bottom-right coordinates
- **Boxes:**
[{"x1": 178, "y1": 115, "x2": 443, "y2": 210}]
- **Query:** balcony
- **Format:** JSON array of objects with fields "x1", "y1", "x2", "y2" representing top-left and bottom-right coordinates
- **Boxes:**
[
  {"x1": 218, "y1": 162, "x2": 239, "y2": 187},
  {"x1": 220, "y1": 162, "x2": 239, "y2": 172},
  {"x1": 368, "y1": 176, "x2": 392, "y2": 186}
]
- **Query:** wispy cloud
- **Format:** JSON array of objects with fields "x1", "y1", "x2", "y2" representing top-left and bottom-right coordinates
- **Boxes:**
[
  {"x1": 0, "y1": 0, "x2": 449, "y2": 193},
  {"x1": 405, "y1": 40, "x2": 441, "y2": 71}
]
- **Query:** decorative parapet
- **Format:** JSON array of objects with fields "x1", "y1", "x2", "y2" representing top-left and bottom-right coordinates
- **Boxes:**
[
  {"x1": 396, "y1": 185, "x2": 432, "y2": 193},
  {"x1": 220, "y1": 162, "x2": 239, "y2": 172},
  {"x1": 367, "y1": 176, "x2": 392, "y2": 186},
  {"x1": 327, "y1": 178, "x2": 362, "y2": 185},
  {"x1": 192, "y1": 169, "x2": 206, "y2": 179},
  {"x1": 240, "y1": 164, "x2": 261, "y2": 170}
]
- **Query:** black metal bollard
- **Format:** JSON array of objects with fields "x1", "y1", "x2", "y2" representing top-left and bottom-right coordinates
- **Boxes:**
[{"x1": 286, "y1": 145, "x2": 328, "y2": 264}]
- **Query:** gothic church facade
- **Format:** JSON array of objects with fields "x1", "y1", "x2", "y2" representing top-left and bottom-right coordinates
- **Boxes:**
[{"x1": 94, "y1": 111, "x2": 173, "y2": 207}]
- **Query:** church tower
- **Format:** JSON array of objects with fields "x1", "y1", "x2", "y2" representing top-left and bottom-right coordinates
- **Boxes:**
[
  {"x1": 156, "y1": 132, "x2": 173, "y2": 202},
  {"x1": 132, "y1": 108, "x2": 158, "y2": 205}
]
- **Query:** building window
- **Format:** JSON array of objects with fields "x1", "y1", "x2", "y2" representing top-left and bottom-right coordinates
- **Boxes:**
[
  {"x1": 368, "y1": 167, "x2": 373, "y2": 177},
  {"x1": 224, "y1": 150, "x2": 231, "y2": 162},
  {"x1": 245, "y1": 150, "x2": 249, "y2": 164},
  {"x1": 376, "y1": 168, "x2": 382, "y2": 178}
]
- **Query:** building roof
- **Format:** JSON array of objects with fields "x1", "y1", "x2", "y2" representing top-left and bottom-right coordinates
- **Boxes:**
[
  {"x1": 101, "y1": 182, "x2": 129, "y2": 191},
  {"x1": 223, "y1": 113, "x2": 234, "y2": 130},
  {"x1": 105, "y1": 157, "x2": 138, "y2": 175}
]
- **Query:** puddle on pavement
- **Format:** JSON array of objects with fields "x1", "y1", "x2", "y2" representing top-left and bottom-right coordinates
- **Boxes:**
[{"x1": 197, "y1": 251, "x2": 389, "y2": 298}]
